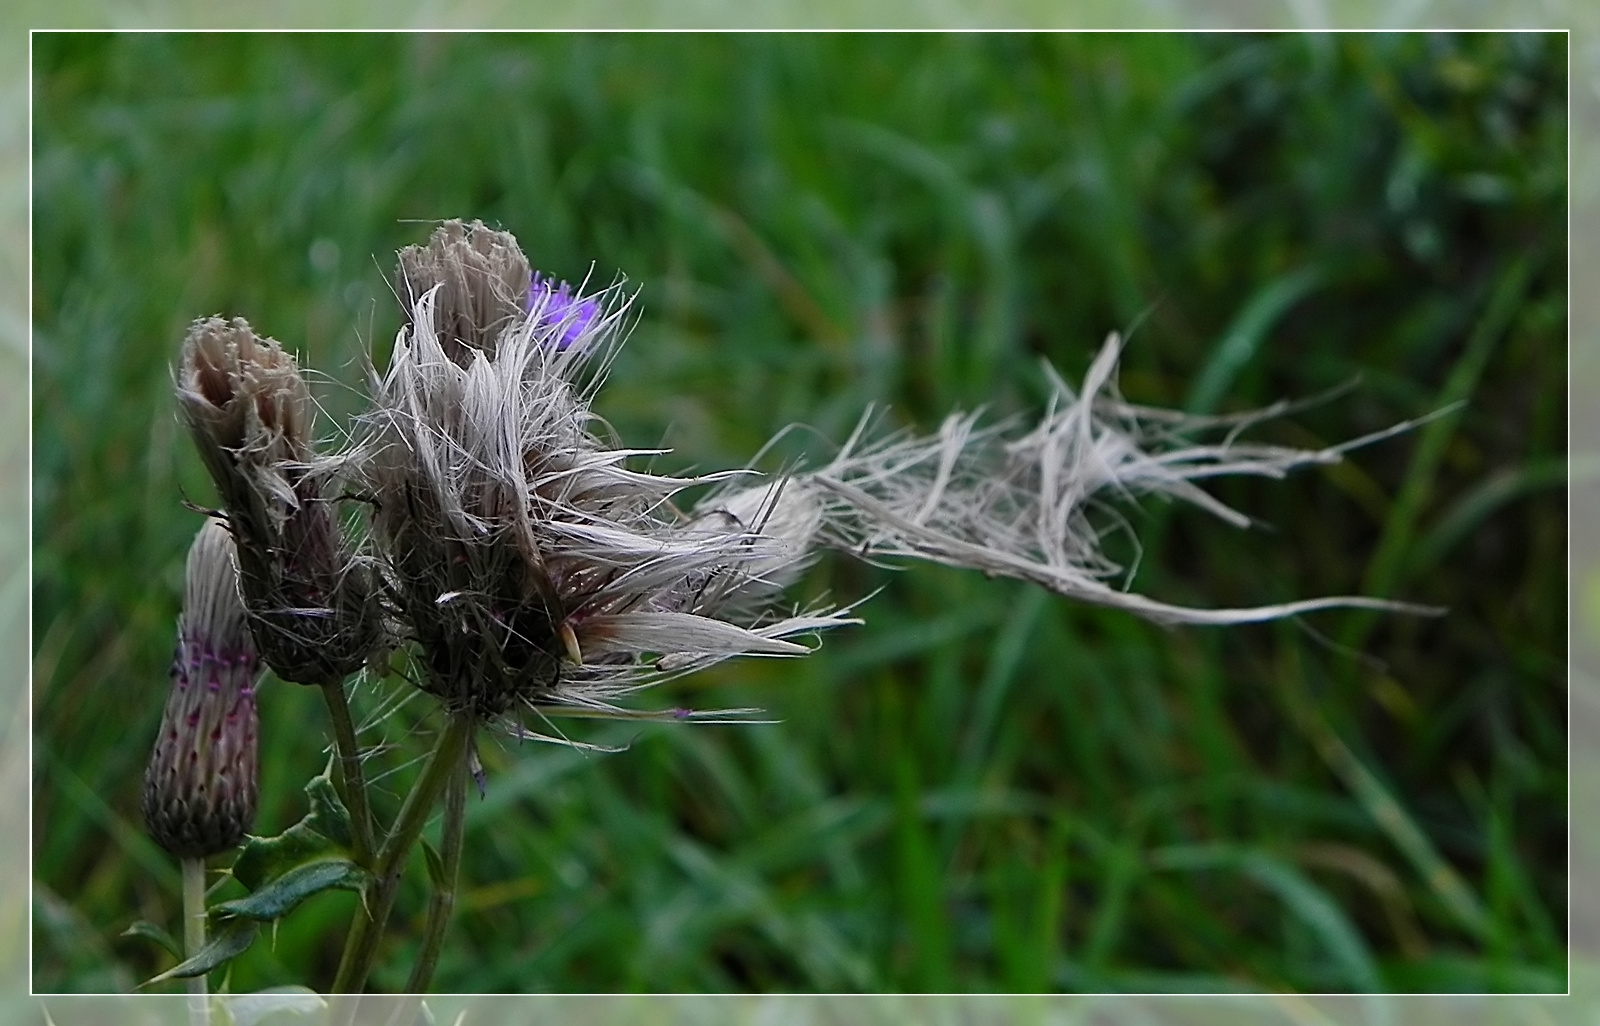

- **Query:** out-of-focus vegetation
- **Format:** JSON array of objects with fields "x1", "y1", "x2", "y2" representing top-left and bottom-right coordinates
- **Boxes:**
[{"x1": 32, "y1": 32, "x2": 1565, "y2": 993}]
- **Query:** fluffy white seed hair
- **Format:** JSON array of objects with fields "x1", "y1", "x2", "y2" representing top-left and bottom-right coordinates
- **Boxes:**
[{"x1": 697, "y1": 333, "x2": 1434, "y2": 627}]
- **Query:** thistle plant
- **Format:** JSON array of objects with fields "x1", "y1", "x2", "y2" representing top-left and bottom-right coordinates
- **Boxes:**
[
  {"x1": 136, "y1": 219, "x2": 1430, "y2": 1000},
  {"x1": 176, "y1": 316, "x2": 385, "y2": 868},
  {"x1": 142, "y1": 518, "x2": 262, "y2": 1018}
]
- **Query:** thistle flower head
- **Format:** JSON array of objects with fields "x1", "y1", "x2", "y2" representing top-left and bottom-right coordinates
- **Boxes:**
[
  {"x1": 177, "y1": 317, "x2": 382, "y2": 686},
  {"x1": 358, "y1": 221, "x2": 854, "y2": 731},
  {"x1": 142, "y1": 519, "x2": 262, "y2": 859}
]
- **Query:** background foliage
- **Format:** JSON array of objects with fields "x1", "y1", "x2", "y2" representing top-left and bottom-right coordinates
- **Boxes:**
[{"x1": 32, "y1": 32, "x2": 1565, "y2": 994}]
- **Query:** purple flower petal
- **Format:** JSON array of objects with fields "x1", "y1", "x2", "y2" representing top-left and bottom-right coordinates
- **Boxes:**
[{"x1": 529, "y1": 272, "x2": 600, "y2": 350}]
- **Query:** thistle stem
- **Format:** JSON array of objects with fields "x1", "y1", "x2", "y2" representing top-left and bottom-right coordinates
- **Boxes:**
[
  {"x1": 180, "y1": 857, "x2": 209, "y2": 1026},
  {"x1": 331, "y1": 710, "x2": 474, "y2": 996},
  {"x1": 403, "y1": 735, "x2": 468, "y2": 993},
  {"x1": 320, "y1": 678, "x2": 375, "y2": 867}
]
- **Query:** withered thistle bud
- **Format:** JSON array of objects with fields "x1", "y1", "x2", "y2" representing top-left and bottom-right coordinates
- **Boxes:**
[
  {"x1": 396, "y1": 219, "x2": 531, "y2": 363},
  {"x1": 143, "y1": 520, "x2": 261, "y2": 858},
  {"x1": 177, "y1": 316, "x2": 381, "y2": 685}
]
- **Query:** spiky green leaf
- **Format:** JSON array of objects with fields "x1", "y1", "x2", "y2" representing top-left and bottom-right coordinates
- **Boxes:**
[
  {"x1": 142, "y1": 919, "x2": 258, "y2": 986},
  {"x1": 233, "y1": 765, "x2": 356, "y2": 891},
  {"x1": 215, "y1": 858, "x2": 367, "y2": 922}
]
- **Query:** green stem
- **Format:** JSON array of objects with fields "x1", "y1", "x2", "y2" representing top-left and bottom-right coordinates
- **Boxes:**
[
  {"x1": 320, "y1": 678, "x2": 375, "y2": 868},
  {"x1": 403, "y1": 736, "x2": 469, "y2": 993},
  {"x1": 331, "y1": 711, "x2": 474, "y2": 996},
  {"x1": 181, "y1": 857, "x2": 209, "y2": 1026}
]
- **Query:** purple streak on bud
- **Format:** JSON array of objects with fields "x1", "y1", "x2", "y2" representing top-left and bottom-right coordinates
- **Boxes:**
[{"x1": 528, "y1": 273, "x2": 599, "y2": 351}]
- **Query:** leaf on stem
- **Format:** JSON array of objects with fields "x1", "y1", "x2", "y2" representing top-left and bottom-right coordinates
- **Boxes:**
[
  {"x1": 233, "y1": 768, "x2": 356, "y2": 891},
  {"x1": 215, "y1": 858, "x2": 368, "y2": 922},
  {"x1": 140, "y1": 919, "x2": 258, "y2": 986},
  {"x1": 121, "y1": 919, "x2": 183, "y2": 960},
  {"x1": 421, "y1": 837, "x2": 448, "y2": 890}
]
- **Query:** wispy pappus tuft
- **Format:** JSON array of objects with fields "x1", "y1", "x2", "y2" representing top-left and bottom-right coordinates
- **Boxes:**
[
  {"x1": 723, "y1": 336, "x2": 1431, "y2": 626},
  {"x1": 177, "y1": 316, "x2": 382, "y2": 685},
  {"x1": 143, "y1": 519, "x2": 262, "y2": 859},
  {"x1": 358, "y1": 221, "x2": 853, "y2": 733}
]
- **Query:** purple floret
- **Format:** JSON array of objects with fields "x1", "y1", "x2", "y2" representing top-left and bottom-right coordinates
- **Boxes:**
[{"x1": 528, "y1": 272, "x2": 600, "y2": 350}]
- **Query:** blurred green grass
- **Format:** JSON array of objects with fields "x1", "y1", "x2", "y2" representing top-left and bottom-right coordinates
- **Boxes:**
[{"x1": 30, "y1": 32, "x2": 1565, "y2": 994}]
